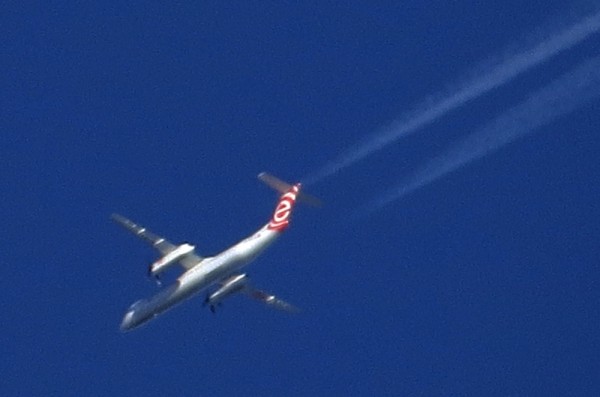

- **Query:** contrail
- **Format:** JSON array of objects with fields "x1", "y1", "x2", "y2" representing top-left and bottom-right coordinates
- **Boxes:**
[
  {"x1": 360, "y1": 55, "x2": 600, "y2": 217},
  {"x1": 304, "y1": 8, "x2": 600, "y2": 186}
]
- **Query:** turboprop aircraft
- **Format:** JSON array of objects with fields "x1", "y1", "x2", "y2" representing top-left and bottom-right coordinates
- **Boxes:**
[{"x1": 112, "y1": 172, "x2": 320, "y2": 332}]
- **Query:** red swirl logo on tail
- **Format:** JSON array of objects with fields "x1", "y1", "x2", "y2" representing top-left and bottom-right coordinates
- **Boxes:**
[{"x1": 268, "y1": 185, "x2": 300, "y2": 231}]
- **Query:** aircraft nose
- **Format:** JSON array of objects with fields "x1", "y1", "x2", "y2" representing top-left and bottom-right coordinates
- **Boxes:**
[{"x1": 120, "y1": 311, "x2": 135, "y2": 332}]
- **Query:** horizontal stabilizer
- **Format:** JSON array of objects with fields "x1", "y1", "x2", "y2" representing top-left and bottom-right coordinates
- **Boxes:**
[{"x1": 258, "y1": 172, "x2": 322, "y2": 207}]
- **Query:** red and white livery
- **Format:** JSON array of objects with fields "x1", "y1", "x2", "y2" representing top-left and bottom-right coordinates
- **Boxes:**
[
  {"x1": 268, "y1": 185, "x2": 299, "y2": 231},
  {"x1": 112, "y1": 172, "x2": 319, "y2": 331}
]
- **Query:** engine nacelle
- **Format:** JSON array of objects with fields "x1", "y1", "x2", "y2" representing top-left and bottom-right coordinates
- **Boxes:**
[
  {"x1": 206, "y1": 274, "x2": 248, "y2": 307},
  {"x1": 149, "y1": 243, "x2": 195, "y2": 276}
]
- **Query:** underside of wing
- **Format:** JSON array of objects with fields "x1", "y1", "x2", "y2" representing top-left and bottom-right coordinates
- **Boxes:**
[
  {"x1": 111, "y1": 213, "x2": 175, "y2": 254},
  {"x1": 205, "y1": 273, "x2": 300, "y2": 313},
  {"x1": 244, "y1": 286, "x2": 300, "y2": 313},
  {"x1": 111, "y1": 213, "x2": 203, "y2": 271},
  {"x1": 176, "y1": 253, "x2": 204, "y2": 270}
]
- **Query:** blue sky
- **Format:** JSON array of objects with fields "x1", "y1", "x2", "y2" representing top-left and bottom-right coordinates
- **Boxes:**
[{"x1": 2, "y1": 2, "x2": 599, "y2": 396}]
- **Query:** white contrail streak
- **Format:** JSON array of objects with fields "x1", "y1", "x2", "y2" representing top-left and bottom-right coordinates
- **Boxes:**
[
  {"x1": 304, "y1": 9, "x2": 600, "y2": 186},
  {"x1": 361, "y1": 55, "x2": 600, "y2": 216}
]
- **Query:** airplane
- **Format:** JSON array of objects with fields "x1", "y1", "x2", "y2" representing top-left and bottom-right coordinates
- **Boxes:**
[{"x1": 112, "y1": 172, "x2": 320, "y2": 332}]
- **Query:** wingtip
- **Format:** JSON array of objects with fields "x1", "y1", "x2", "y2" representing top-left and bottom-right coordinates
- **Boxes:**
[
  {"x1": 110, "y1": 213, "x2": 126, "y2": 222},
  {"x1": 257, "y1": 172, "x2": 272, "y2": 182},
  {"x1": 286, "y1": 304, "x2": 302, "y2": 314}
]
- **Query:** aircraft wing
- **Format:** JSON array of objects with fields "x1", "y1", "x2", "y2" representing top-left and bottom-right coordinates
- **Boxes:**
[
  {"x1": 111, "y1": 213, "x2": 203, "y2": 270},
  {"x1": 244, "y1": 286, "x2": 300, "y2": 313},
  {"x1": 205, "y1": 273, "x2": 299, "y2": 313}
]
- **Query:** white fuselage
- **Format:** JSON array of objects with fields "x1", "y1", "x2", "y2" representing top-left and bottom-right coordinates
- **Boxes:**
[{"x1": 120, "y1": 224, "x2": 280, "y2": 331}]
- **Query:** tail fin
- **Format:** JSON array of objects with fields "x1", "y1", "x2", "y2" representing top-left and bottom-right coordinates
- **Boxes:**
[
  {"x1": 258, "y1": 172, "x2": 322, "y2": 207},
  {"x1": 259, "y1": 172, "x2": 320, "y2": 232}
]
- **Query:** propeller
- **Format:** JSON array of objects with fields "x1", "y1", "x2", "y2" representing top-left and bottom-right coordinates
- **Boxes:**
[{"x1": 147, "y1": 265, "x2": 162, "y2": 286}]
